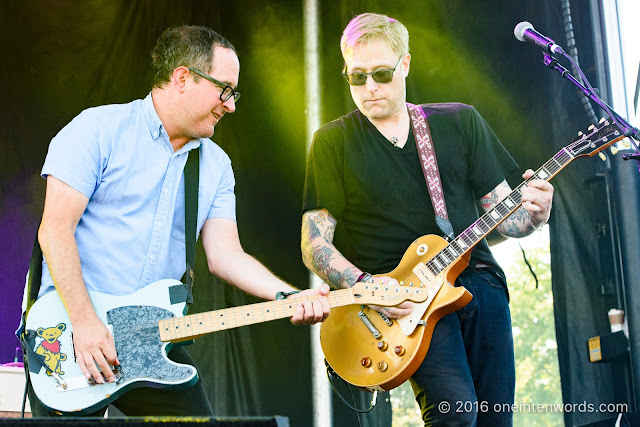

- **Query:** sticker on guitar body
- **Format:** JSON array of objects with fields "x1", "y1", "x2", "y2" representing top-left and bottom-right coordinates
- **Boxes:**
[{"x1": 35, "y1": 323, "x2": 68, "y2": 376}]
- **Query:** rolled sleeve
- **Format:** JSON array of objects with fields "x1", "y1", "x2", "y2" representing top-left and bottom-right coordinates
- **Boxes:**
[
  {"x1": 207, "y1": 159, "x2": 236, "y2": 222},
  {"x1": 41, "y1": 111, "x2": 106, "y2": 198}
]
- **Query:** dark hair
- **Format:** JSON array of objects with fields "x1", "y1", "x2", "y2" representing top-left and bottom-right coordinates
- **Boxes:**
[{"x1": 150, "y1": 25, "x2": 236, "y2": 88}]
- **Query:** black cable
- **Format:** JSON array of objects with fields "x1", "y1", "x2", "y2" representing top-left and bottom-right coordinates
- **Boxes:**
[
  {"x1": 518, "y1": 241, "x2": 540, "y2": 289},
  {"x1": 21, "y1": 371, "x2": 29, "y2": 418},
  {"x1": 325, "y1": 362, "x2": 377, "y2": 414}
]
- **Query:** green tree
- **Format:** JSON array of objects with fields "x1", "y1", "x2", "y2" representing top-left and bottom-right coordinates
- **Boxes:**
[
  {"x1": 391, "y1": 381, "x2": 422, "y2": 426},
  {"x1": 508, "y1": 246, "x2": 563, "y2": 427}
]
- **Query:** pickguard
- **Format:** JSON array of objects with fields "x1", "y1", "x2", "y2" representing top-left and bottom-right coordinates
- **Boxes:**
[{"x1": 108, "y1": 305, "x2": 195, "y2": 384}]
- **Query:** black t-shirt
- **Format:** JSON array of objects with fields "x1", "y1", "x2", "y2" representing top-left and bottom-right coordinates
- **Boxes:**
[{"x1": 303, "y1": 102, "x2": 518, "y2": 276}]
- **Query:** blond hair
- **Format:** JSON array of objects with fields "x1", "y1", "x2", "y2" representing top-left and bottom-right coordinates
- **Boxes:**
[{"x1": 340, "y1": 13, "x2": 409, "y2": 59}]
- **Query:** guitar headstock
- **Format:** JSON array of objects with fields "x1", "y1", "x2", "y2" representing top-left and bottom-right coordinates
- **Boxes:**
[
  {"x1": 566, "y1": 118, "x2": 626, "y2": 158},
  {"x1": 349, "y1": 281, "x2": 427, "y2": 306}
]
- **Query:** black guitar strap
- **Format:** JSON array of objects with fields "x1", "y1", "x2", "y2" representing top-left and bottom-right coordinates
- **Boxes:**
[
  {"x1": 183, "y1": 147, "x2": 199, "y2": 305},
  {"x1": 23, "y1": 226, "x2": 43, "y2": 325}
]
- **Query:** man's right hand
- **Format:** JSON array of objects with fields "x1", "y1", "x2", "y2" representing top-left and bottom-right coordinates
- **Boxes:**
[{"x1": 72, "y1": 315, "x2": 119, "y2": 384}]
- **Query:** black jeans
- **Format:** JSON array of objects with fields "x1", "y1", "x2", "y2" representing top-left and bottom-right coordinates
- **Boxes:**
[
  {"x1": 409, "y1": 269, "x2": 516, "y2": 426},
  {"x1": 26, "y1": 346, "x2": 214, "y2": 417}
]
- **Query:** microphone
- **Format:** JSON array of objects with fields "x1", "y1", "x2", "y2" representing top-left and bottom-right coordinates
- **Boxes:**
[{"x1": 514, "y1": 21, "x2": 564, "y2": 54}]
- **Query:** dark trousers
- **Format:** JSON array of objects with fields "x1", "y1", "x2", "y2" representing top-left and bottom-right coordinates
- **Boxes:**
[
  {"x1": 26, "y1": 346, "x2": 214, "y2": 417},
  {"x1": 410, "y1": 269, "x2": 516, "y2": 426}
]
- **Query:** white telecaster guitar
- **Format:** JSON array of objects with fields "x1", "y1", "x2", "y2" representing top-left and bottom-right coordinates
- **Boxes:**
[{"x1": 24, "y1": 278, "x2": 428, "y2": 414}]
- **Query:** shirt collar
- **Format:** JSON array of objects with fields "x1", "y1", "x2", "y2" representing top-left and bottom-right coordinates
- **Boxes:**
[
  {"x1": 142, "y1": 92, "x2": 164, "y2": 140},
  {"x1": 142, "y1": 92, "x2": 202, "y2": 153}
]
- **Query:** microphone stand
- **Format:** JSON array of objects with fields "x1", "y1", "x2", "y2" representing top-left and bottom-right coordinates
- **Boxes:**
[{"x1": 542, "y1": 52, "x2": 640, "y2": 172}]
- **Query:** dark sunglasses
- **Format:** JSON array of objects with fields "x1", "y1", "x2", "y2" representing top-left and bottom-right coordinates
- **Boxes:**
[
  {"x1": 342, "y1": 56, "x2": 404, "y2": 86},
  {"x1": 188, "y1": 67, "x2": 241, "y2": 103}
]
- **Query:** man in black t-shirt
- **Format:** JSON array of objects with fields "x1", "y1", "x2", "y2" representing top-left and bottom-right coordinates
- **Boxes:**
[{"x1": 301, "y1": 13, "x2": 553, "y2": 426}]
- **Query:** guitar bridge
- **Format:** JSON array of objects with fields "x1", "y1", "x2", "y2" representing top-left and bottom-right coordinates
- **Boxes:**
[
  {"x1": 52, "y1": 372, "x2": 67, "y2": 390},
  {"x1": 357, "y1": 311, "x2": 381, "y2": 339}
]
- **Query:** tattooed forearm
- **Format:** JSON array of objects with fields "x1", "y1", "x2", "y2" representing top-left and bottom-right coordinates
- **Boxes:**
[
  {"x1": 497, "y1": 206, "x2": 532, "y2": 238},
  {"x1": 342, "y1": 266, "x2": 360, "y2": 287},
  {"x1": 311, "y1": 246, "x2": 333, "y2": 271},
  {"x1": 309, "y1": 245, "x2": 360, "y2": 288},
  {"x1": 301, "y1": 209, "x2": 362, "y2": 288}
]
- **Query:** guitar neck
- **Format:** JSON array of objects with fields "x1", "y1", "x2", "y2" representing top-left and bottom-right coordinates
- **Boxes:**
[
  {"x1": 158, "y1": 120, "x2": 624, "y2": 342},
  {"x1": 158, "y1": 288, "x2": 357, "y2": 342},
  {"x1": 425, "y1": 147, "x2": 574, "y2": 277}
]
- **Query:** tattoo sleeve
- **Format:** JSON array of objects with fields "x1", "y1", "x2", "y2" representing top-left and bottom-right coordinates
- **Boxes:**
[
  {"x1": 498, "y1": 206, "x2": 532, "y2": 238},
  {"x1": 482, "y1": 181, "x2": 534, "y2": 239},
  {"x1": 480, "y1": 189, "x2": 500, "y2": 210},
  {"x1": 301, "y1": 210, "x2": 361, "y2": 288}
]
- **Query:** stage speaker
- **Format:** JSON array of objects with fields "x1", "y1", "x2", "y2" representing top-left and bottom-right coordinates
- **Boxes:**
[
  {"x1": 587, "y1": 330, "x2": 629, "y2": 363},
  {"x1": 0, "y1": 416, "x2": 289, "y2": 427}
]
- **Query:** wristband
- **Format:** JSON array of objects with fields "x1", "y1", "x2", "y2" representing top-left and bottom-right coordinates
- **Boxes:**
[
  {"x1": 356, "y1": 272, "x2": 372, "y2": 285},
  {"x1": 527, "y1": 210, "x2": 548, "y2": 231},
  {"x1": 275, "y1": 290, "x2": 300, "y2": 300}
]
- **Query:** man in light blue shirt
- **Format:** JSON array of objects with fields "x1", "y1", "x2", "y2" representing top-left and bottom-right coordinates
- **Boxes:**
[{"x1": 23, "y1": 25, "x2": 330, "y2": 417}]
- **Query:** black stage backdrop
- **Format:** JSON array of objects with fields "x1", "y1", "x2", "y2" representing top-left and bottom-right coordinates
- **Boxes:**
[{"x1": 1, "y1": 1, "x2": 635, "y2": 426}]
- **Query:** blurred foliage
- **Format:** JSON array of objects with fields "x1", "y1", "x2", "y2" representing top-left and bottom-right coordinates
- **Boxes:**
[
  {"x1": 390, "y1": 381, "x2": 422, "y2": 426},
  {"x1": 391, "y1": 244, "x2": 562, "y2": 426},
  {"x1": 510, "y1": 246, "x2": 563, "y2": 427}
]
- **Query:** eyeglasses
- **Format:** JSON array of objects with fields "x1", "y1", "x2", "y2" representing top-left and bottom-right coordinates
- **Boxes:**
[
  {"x1": 342, "y1": 56, "x2": 404, "y2": 86},
  {"x1": 188, "y1": 67, "x2": 241, "y2": 103}
]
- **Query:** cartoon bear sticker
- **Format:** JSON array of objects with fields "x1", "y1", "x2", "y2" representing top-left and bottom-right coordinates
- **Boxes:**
[{"x1": 35, "y1": 323, "x2": 68, "y2": 376}]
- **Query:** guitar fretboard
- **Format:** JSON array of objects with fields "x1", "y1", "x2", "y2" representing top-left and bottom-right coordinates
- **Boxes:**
[
  {"x1": 158, "y1": 289, "x2": 352, "y2": 342},
  {"x1": 158, "y1": 284, "x2": 424, "y2": 342},
  {"x1": 424, "y1": 147, "x2": 574, "y2": 277}
]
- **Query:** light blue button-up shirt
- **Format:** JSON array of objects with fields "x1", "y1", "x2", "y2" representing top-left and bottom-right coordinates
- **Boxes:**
[{"x1": 36, "y1": 93, "x2": 236, "y2": 297}]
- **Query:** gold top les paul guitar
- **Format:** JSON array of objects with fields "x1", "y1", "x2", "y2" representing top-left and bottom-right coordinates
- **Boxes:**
[{"x1": 320, "y1": 119, "x2": 626, "y2": 393}]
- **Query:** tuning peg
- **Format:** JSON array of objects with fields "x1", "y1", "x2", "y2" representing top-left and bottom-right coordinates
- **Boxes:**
[
  {"x1": 610, "y1": 146, "x2": 619, "y2": 155},
  {"x1": 599, "y1": 117, "x2": 606, "y2": 124},
  {"x1": 598, "y1": 152, "x2": 607, "y2": 161},
  {"x1": 622, "y1": 137, "x2": 631, "y2": 148},
  {"x1": 588, "y1": 124, "x2": 596, "y2": 131},
  {"x1": 577, "y1": 131, "x2": 584, "y2": 136}
]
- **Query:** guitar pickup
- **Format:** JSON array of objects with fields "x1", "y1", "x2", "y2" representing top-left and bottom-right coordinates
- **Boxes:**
[
  {"x1": 376, "y1": 311, "x2": 393, "y2": 326},
  {"x1": 358, "y1": 310, "x2": 381, "y2": 339}
]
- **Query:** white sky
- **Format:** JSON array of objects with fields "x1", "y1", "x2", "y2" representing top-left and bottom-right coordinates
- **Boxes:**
[
  {"x1": 618, "y1": 0, "x2": 639, "y2": 125},
  {"x1": 604, "y1": 0, "x2": 640, "y2": 126}
]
